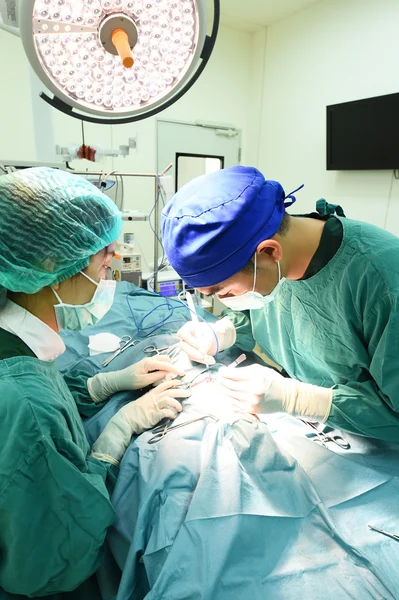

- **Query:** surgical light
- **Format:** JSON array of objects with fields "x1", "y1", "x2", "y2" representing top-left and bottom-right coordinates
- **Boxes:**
[{"x1": 2, "y1": 0, "x2": 219, "y2": 124}]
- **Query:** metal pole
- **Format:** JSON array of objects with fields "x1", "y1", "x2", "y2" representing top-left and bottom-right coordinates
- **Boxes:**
[
  {"x1": 68, "y1": 170, "x2": 158, "y2": 178},
  {"x1": 153, "y1": 163, "x2": 172, "y2": 292},
  {"x1": 68, "y1": 163, "x2": 174, "y2": 295},
  {"x1": 153, "y1": 176, "x2": 159, "y2": 292}
]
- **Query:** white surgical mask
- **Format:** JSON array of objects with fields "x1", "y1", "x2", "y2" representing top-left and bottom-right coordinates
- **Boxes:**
[
  {"x1": 218, "y1": 254, "x2": 285, "y2": 311},
  {"x1": 52, "y1": 271, "x2": 116, "y2": 331}
]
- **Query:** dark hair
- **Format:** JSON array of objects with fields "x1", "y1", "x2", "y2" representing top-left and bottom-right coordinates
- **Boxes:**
[{"x1": 240, "y1": 213, "x2": 290, "y2": 274}]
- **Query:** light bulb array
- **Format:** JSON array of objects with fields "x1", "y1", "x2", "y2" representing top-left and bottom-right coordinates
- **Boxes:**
[{"x1": 32, "y1": 0, "x2": 199, "y2": 113}]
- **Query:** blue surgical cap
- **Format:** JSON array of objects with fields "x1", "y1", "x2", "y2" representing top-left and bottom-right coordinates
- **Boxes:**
[
  {"x1": 0, "y1": 167, "x2": 122, "y2": 305},
  {"x1": 161, "y1": 166, "x2": 298, "y2": 288}
]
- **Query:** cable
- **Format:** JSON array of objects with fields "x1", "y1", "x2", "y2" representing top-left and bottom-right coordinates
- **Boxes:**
[
  {"x1": 134, "y1": 238, "x2": 152, "y2": 271},
  {"x1": 147, "y1": 176, "x2": 166, "y2": 291},
  {"x1": 120, "y1": 175, "x2": 125, "y2": 212},
  {"x1": 383, "y1": 170, "x2": 396, "y2": 230},
  {"x1": 114, "y1": 176, "x2": 120, "y2": 210},
  {"x1": 125, "y1": 291, "x2": 220, "y2": 357}
]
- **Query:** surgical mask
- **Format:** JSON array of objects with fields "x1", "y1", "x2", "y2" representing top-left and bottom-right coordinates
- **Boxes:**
[
  {"x1": 218, "y1": 254, "x2": 285, "y2": 311},
  {"x1": 52, "y1": 271, "x2": 116, "y2": 331}
]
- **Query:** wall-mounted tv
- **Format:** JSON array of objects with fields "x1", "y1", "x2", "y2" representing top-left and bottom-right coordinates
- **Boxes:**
[{"x1": 326, "y1": 92, "x2": 399, "y2": 170}]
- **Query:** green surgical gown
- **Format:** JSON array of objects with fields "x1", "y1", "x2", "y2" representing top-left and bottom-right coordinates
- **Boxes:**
[
  {"x1": 0, "y1": 330, "x2": 116, "y2": 598},
  {"x1": 224, "y1": 217, "x2": 399, "y2": 441}
]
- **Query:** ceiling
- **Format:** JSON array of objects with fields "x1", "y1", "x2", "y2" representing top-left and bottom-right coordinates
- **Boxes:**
[{"x1": 219, "y1": 0, "x2": 323, "y2": 32}]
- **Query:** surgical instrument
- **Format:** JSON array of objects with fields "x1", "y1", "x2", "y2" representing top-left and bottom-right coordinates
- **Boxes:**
[
  {"x1": 228, "y1": 353, "x2": 247, "y2": 369},
  {"x1": 299, "y1": 419, "x2": 351, "y2": 450},
  {"x1": 102, "y1": 336, "x2": 139, "y2": 367},
  {"x1": 189, "y1": 354, "x2": 247, "y2": 389},
  {"x1": 148, "y1": 414, "x2": 219, "y2": 444},
  {"x1": 143, "y1": 342, "x2": 180, "y2": 357},
  {"x1": 368, "y1": 525, "x2": 399, "y2": 542},
  {"x1": 185, "y1": 291, "x2": 213, "y2": 378}
]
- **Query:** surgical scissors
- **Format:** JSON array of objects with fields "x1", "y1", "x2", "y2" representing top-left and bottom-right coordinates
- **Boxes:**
[
  {"x1": 102, "y1": 336, "x2": 139, "y2": 367},
  {"x1": 300, "y1": 419, "x2": 351, "y2": 450},
  {"x1": 368, "y1": 525, "x2": 399, "y2": 542},
  {"x1": 148, "y1": 414, "x2": 219, "y2": 444},
  {"x1": 143, "y1": 342, "x2": 180, "y2": 357}
]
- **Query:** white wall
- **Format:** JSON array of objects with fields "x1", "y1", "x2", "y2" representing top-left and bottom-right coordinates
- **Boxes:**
[
  {"x1": 0, "y1": 30, "x2": 37, "y2": 162},
  {"x1": 0, "y1": 22, "x2": 254, "y2": 267},
  {"x1": 256, "y1": 0, "x2": 399, "y2": 234}
]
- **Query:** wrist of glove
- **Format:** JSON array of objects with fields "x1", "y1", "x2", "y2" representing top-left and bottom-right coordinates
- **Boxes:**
[
  {"x1": 218, "y1": 364, "x2": 332, "y2": 422},
  {"x1": 91, "y1": 380, "x2": 190, "y2": 464},
  {"x1": 177, "y1": 317, "x2": 236, "y2": 365},
  {"x1": 88, "y1": 356, "x2": 184, "y2": 403},
  {"x1": 213, "y1": 317, "x2": 237, "y2": 351}
]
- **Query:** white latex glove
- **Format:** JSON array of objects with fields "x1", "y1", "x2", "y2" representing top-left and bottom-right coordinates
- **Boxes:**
[
  {"x1": 177, "y1": 317, "x2": 236, "y2": 366},
  {"x1": 91, "y1": 380, "x2": 191, "y2": 465},
  {"x1": 218, "y1": 364, "x2": 333, "y2": 422},
  {"x1": 87, "y1": 355, "x2": 185, "y2": 403}
]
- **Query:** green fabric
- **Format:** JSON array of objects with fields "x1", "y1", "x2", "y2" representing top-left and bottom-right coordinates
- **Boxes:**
[
  {"x1": 64, "y1": 370, "x2": 109, "y2": 419},
  {"x1": 0, "y1": 328, "x2": 36, "y2": 359},
  {"x1": 0, "y1": 167, "x2": 122, "y2": 307},
  {"x1": 315, "y1": 198, "x2": 346, "y2": 218},
  {"x1": 0, "y1": 328, "x2": 107, "y2": 420},
  {"x1": 0, "y1": 356, "x2": 116, "y2": 598},
  {"x1": 224, "y1": 217, "x2": 399, "y2": 441}
]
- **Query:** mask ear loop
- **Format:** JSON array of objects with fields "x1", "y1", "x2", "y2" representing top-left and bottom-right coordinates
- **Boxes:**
[
  {"x1": 252, "y1": 252, "x2": 258, "y2": 292},
  {"x1": 51, "y1": 287, "x2": 63, "y2": 304},
  {"x1": 80, "y1": 271, "x2": 99, "y2": 287},
  {"x1": 277, "y1": 261, "x2": 281, "y2": 283}
]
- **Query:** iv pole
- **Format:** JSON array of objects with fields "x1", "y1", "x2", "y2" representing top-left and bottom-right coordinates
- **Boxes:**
[{"x1": 69, "y1": 163, "x2": 173, "y2": 292}]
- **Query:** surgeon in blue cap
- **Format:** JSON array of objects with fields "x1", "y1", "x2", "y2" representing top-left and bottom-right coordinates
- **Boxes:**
[{"x1": 162, "y1": 166, "x2": 399, "y2": 441}]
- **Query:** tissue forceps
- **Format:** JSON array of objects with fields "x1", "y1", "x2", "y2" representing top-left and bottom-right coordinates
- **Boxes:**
[
  {"x1": 102, "y1": 336, "x2": 138, "y2": 367},
  {"x1": 368, "y1": 525, "x2": 399, "y2": 543},
  {"x1": 148, "y1": 414, "x2": 219, "y2": 444},
  {"x1": 300, "y1": 419, "x2": 351, "y2": 450}
]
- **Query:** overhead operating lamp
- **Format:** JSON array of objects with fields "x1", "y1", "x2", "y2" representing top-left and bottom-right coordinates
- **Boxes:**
[{"x1": 0, "y1": 0, "x2": 219, "y2": 124}]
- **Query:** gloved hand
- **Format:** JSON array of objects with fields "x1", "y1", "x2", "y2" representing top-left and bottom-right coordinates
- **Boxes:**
[
  {"x1": 218, "y1": 364, "x2": 333, "y2": 422},
  {"x1": 177, "y1": 317, "x2": 236, "y2": 365},
  {"x1": 87, "y1": 355, "x2": 185, "y2": 403},
  {"x1": 91, "y1": 380, "x2": 191, "y2": 465}
]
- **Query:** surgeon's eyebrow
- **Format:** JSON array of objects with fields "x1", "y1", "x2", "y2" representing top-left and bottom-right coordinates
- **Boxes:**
[{"x1": 206, "y1": 286, "x2": 222, "y2": 296}]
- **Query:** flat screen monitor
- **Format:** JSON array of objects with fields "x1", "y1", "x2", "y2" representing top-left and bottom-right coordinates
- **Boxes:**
[{"x1": 326, "y1": 93, "x2": 399, "y2": 170}]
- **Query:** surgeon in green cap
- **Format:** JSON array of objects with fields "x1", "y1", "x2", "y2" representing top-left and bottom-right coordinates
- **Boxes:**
[
  {"x1": 0, "y1": 168, "x2": 189, "y2": 599},
  {"x1": 162, "y1": 166, "x2": 399, "y2": 442}
]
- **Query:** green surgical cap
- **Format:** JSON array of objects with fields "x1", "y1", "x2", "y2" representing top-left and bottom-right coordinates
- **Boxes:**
[{"x1": 0, "y1": 167, "x2": 122, "y2": 305}]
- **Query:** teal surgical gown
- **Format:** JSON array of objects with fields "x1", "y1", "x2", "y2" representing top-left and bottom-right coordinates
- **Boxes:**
[
  {"x1": 225, "y1": 217, "x2": 399, "y2": 441},
  {"x1": 0, "y1": 329, "x2": 116, "y2": 598}
]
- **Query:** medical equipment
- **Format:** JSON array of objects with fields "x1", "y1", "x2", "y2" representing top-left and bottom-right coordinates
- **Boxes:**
[
  {"x1": 188, "y1": 355, "x2": 247, "y2": 389},
  {"x1": 143, "y1": 343, "x2": 180, "y2": 357},
  {"x1": 228, "y1": 353, "x2": 247, "y2": 369},
  {"x1": 300, "y1": 419, "x2": 351, "y2": 450},
  {"x1": 102, "y1": 336, "x2": 138, "y2": 368},
  {"x1": 1, "y1": 1, "x2": 219, "y2": 124},
  {"x1": 144, "y1": 268, "x2": 184, "y2": 298},
  {"x1": 111, "y1": 243, "x2": 142, "y2": 286},
  {"x1": 148, "y1": 414, "x2": 219, "y2": 445},
  {"x1": 73, "y1": 163, "x2": 173, "y2": 291},
  {"x1": 368, "y1": 525, "x2": 399, "y2": 543},
  {"x1": 185, "y1": 290, "x2": 213, "y2": 380}
]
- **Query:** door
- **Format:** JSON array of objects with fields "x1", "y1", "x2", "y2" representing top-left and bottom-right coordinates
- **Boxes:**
[
  {"x1": 157, "y1": 120, "x2": 241, "y2": 314},
  {"x1": 157, "y1": 120, "x2": 241, "y2": 192}
]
